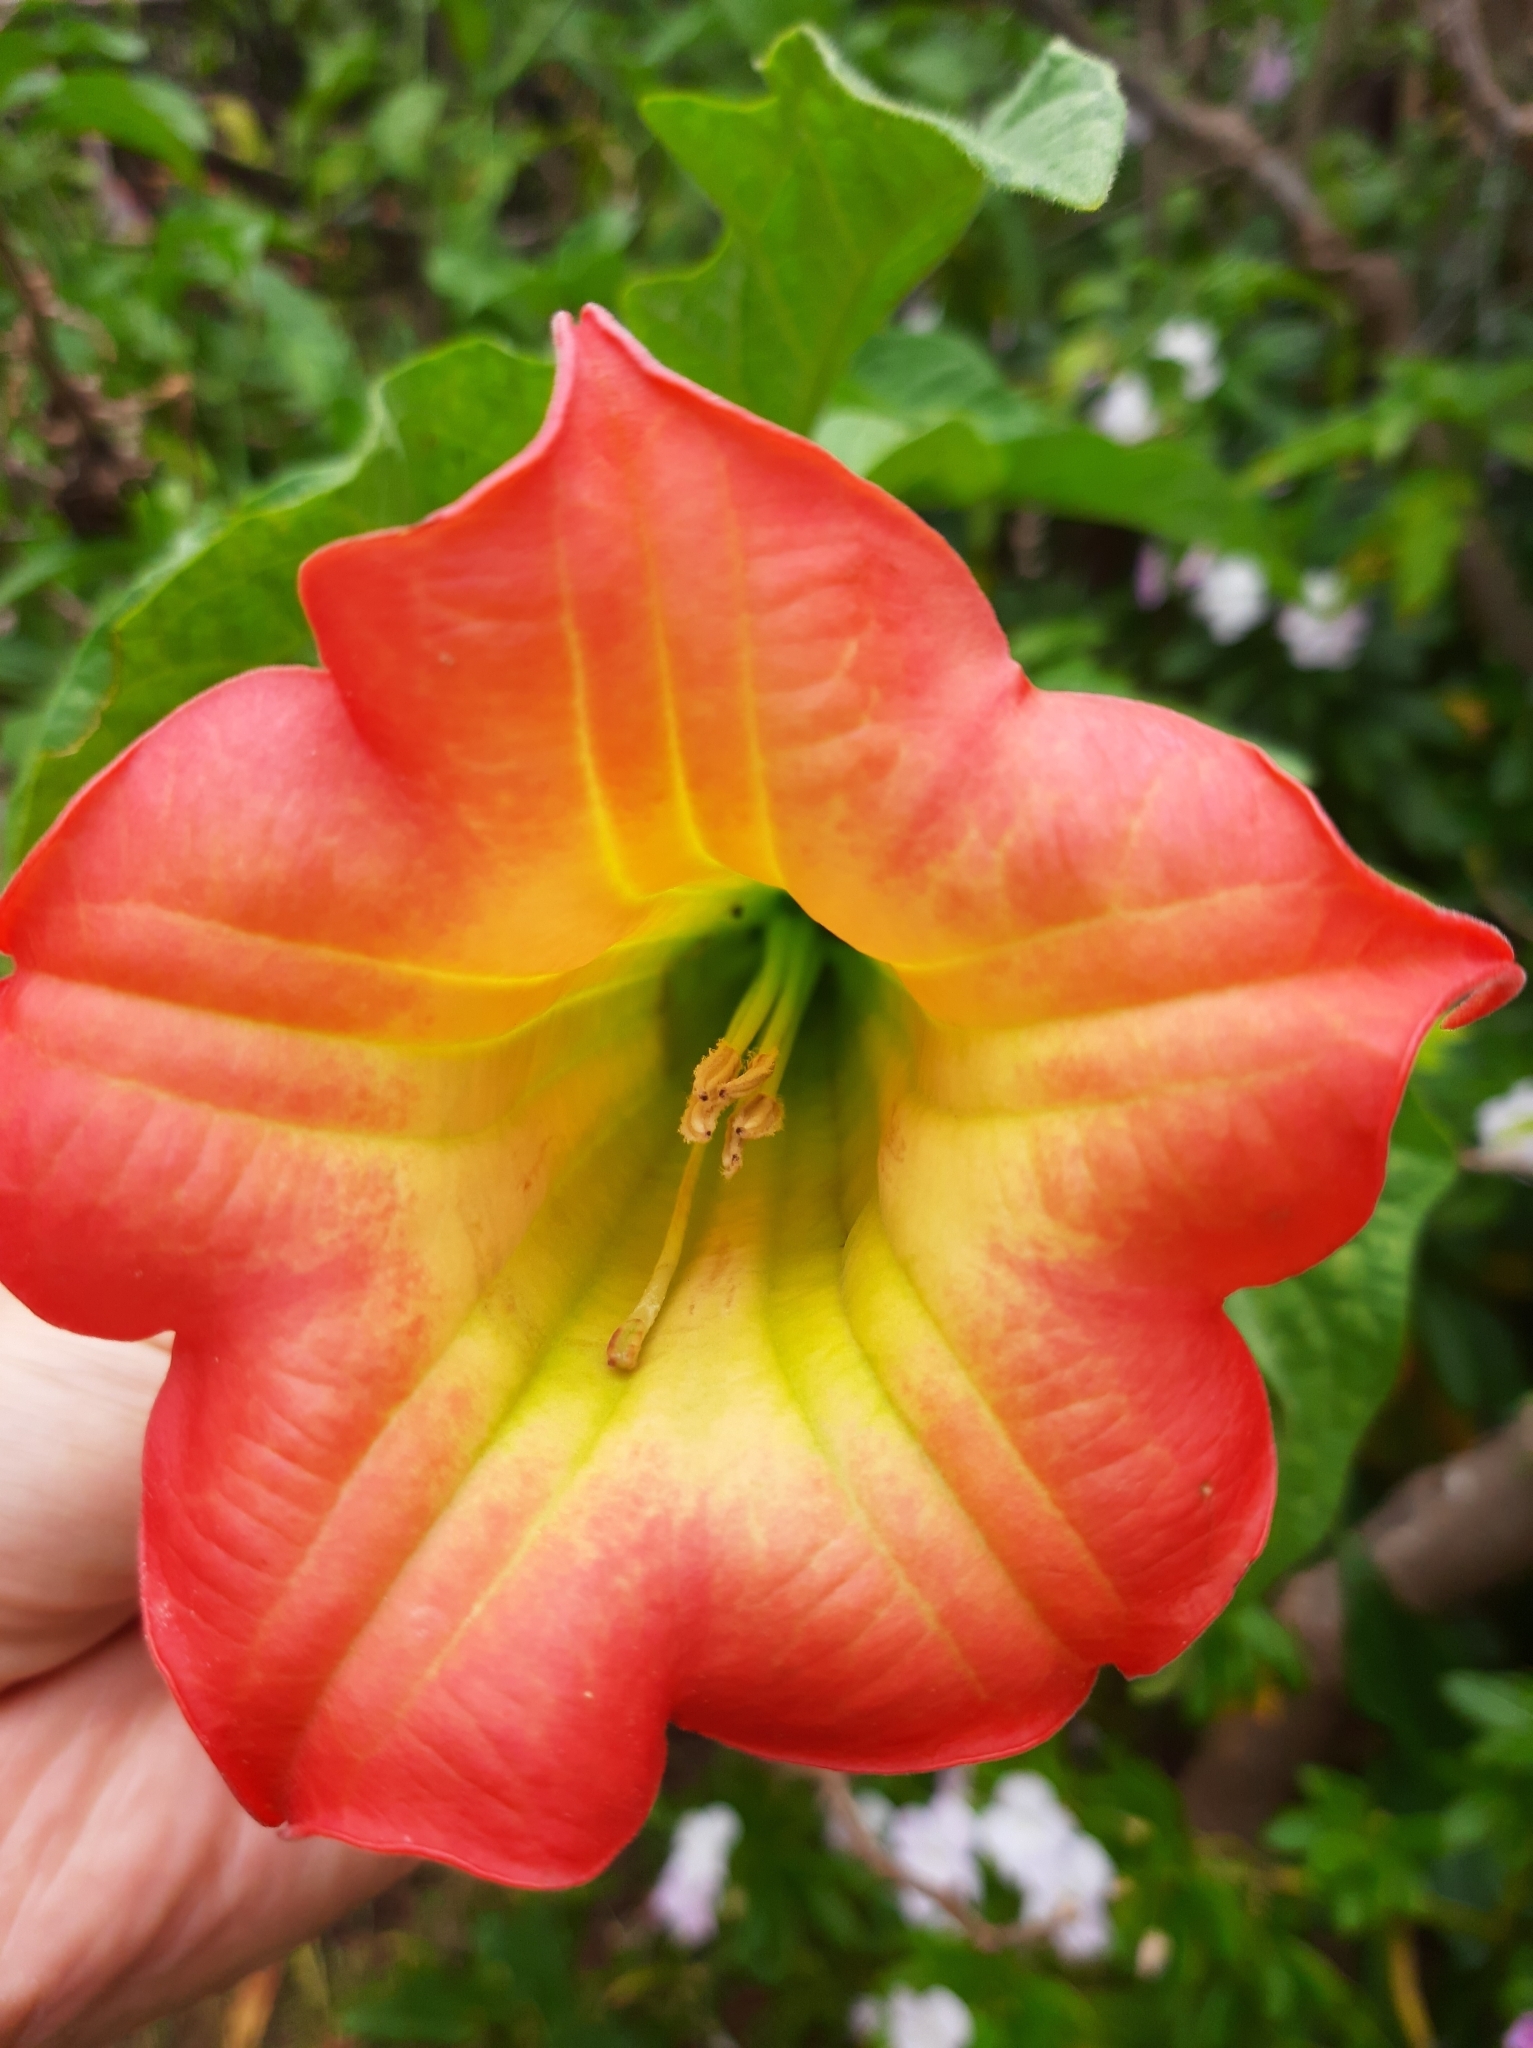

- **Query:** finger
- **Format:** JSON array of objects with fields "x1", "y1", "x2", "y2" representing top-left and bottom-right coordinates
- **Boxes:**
[
  {"x1": 0, "y1": 1629, "x2": 412, "y2": 2047},
  {"x1": 0, "y1": 1290, "x2": 169, "y2": 1687}
]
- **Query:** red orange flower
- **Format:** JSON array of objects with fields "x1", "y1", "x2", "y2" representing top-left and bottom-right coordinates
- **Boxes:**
[{"x1": 0, "y1": 310, "x2": 1517, "y2": 1884}]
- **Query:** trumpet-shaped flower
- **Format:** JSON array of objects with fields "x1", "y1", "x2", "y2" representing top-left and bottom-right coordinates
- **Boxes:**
[{"x1": 0, "y1": 309, "x2": 1518, "y2": 1887}]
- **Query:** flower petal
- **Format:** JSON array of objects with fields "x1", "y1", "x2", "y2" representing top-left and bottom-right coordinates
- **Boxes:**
[{"x1": 0, "y1": 310, "x2": 1517, "y2": 1886}]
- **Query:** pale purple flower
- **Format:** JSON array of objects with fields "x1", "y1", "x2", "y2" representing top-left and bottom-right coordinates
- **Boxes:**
[
  {"x1": 1151, "y1": 318, "x2": 1223, "y2": 400},
  {"x1": 1175, "y1": 547, "x2": 1216, "y2": 593},
  {"x1": 1135, "y1": 543, "x2": 1171, "y2": 609},
  {"x1": 1503, "y1": 2017, "x2": 1533, "y2": 2048},
  {"x1": 850, "y1": 1996, "x2": 885, "y2": 2040},
  {"x1": 1185, "y1": 554, "x2": 1270, "y2": 644},
  {"x1": 1091, "y1": 372, "x2": 1160, "y2": 446},
  {"x1": 855, "y1": 1988, "x2": 975, "y2": 2048},
  {"x1": 648, "y1": 1803, "x2": 742, "y2": 1947},
  {"x1": 1276, "y1": 570, "x2": 1369, "y2": 670},
  {"x1": 1248, "y1": 38, "x2": 1295, "y2": 105}
]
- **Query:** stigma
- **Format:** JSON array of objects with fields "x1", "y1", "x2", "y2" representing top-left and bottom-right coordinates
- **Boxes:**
[{"x1": 607, "y1": 905, "x2": 823, "y2": 1374}]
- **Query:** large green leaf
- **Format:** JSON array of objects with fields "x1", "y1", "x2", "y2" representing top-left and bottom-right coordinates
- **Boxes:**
[
  {"x1": 817, "y1": 330, "x2": 1280, "y2": 560},
  {"x1": 1228, "y1": 1093, "x2": 1458, "y2": 1594},
  {"x1": 7, "y1": 339, "x2": 553, "y2": 866},
  {"x1": 624, "y1": 28, "x2": 1123, "y2": 431},
  {"x1": 1001, "y1": 429, "x2": 1280, "y2": 560},
  {"x1": 875, "y1": 424, "x2": 1277, "y2": 559}
]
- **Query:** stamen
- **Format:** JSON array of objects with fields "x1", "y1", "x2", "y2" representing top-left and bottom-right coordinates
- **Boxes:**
[
  {"x1": 675, "y1": 910, "x2": 809, "y2": 1143},
  {"x1": 607, "y1": 1140, "x2": 708, "y2": 1375},
  {"x1": 610, "y1": 904, "x2": 825, "y2": 1374}
]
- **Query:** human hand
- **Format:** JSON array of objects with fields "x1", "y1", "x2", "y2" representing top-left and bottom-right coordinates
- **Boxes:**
[{"x1": 0, "y1": 1290, "x2": 412, "y2": 2046}]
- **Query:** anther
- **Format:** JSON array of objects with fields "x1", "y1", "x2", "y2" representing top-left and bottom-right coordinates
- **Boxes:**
[
  {"x1": 679, "y1": 1044, "x2": 777, "y2": 1142},
  {"x1": 720, "y1": 1091, "x2": 784, "y2": 1178}
]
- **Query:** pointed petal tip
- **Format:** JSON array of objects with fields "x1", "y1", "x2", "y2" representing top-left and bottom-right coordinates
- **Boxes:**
[{"x1": 1442, "y1": 956, "x2": 1525, "y2": 1030}]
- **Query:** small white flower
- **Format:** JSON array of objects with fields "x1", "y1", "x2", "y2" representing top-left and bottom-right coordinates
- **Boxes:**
[
  {"x1": 1134, "y1": 543, "x2": 1171, "y2": 609},
  {"x1": 1091, "y1": 372, "x2": 1160, "y2": 446},
  {"x1": 648, "y1": 1803, "x2": 742, "y2": 1947},
  {"x1": 1135, "y1": 1927, "x2": 1174, "y2": 1978},
  {"x1": 972, "y1": 1771, "x2": 1074, "y2": 1894},
  {"x1": 859, "y1": 1987, "x2": 973, "y2": 2048},
  {"x1": 1472, "y1": 1078, "x2": 1533, "y2": 1178},
  {"x1": 885, "y1": 1785, "x2": 982, "y2": 1930},
  {"x1": 1151, "y1": 318, "x2": 1223, "y2": 400},
  {"x1": 973, "y1": 1772, "x2": 1117, "y2": 1965},
  {"x1": 1024, "y1": 1826, "x2": 1117, "y2": 1959},
  {"x1": 1186, "y1": 554, "x2": 1270, "y2": 643},
  {"x1": 1276, "y1": 570, "x2": 1369, "y2": 670}
]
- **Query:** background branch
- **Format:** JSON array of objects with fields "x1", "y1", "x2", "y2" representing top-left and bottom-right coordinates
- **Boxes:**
[
  {"x1": 0, "y1": 217, "x2": 148, "y2": 536},
  {"x1": 1181, "y1": 1402, "x2": 1533, "y2": 1838},
  {"x1": 1423, "y1": 0, "x2": 1533, "y2": 159}
]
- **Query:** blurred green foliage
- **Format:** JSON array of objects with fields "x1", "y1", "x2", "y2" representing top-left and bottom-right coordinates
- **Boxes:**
[{"x1": 7, "y1": 1, "x2": 1533, "y2": 2045}]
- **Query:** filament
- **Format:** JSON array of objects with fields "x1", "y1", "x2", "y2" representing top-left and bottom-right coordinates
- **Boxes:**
[{"x1": 607, "y1": 1140, "x2": 708, "y2": 1375}]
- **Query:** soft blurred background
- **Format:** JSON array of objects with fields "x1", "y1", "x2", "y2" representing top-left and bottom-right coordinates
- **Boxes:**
[{"x1": 7, "y1": 1, "x2": 1533, "y2": 2044}]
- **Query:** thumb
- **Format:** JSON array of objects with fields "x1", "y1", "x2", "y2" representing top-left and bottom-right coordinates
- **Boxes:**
[{"x1": 0, "y1": 1628, "x2": 411, "y2": 2048}]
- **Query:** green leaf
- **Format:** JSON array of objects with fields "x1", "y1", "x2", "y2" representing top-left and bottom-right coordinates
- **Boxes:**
[
  {"x1": 1002, "y1": 429, "x2": 1277, "y2": 558},
  {"x1": 817, "y1": 329, "x2": 1280, "y2": 555},
  {"x1": 1341, "y1": 1538, "x2": 1464, "y2": 1756},
  {"x1": 367, "y1": 79, "x2": 448, "y2": 182},
  {"x1": 438, "y1": 0, "x2": 494, "y2": 73},
  {"x1": 247, "y1": 263, "x2": 359, "y2": 419},
  {"x1": 1443, "y1": 1668, "x2": 1533, "y2": 1771},
  {"x1": 0, "y1": 30, "x2": 49, "y2": 101},
  {"x1": 965, "y1": 36, "x2": 1127, "y2": 209},
  {"x1": 30, "y1": 68, "x2": 210, "y2": 183},
  {"x1": 1265, "y1": 1767, "x2": 1438, "y2": 1935},
  {"x1": 1242, "y1": 409, "x2": 1376, "y2": 492},
  {"x1": 1229, "y1": 1102, "x2": 1457, "y2": 1592},
  {"x1": 834, "y1": 414, "x2": 1277, "y2": 558},
  {"x1": 625, "y1": 29, "x2": 1123, "y2": 430},
  {"x1": 7, "y1": 339, "x2": 553, "y2": 866},
  {"x1": 1378, "y1": 468, "x2": 1477, "y2": 617}
]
